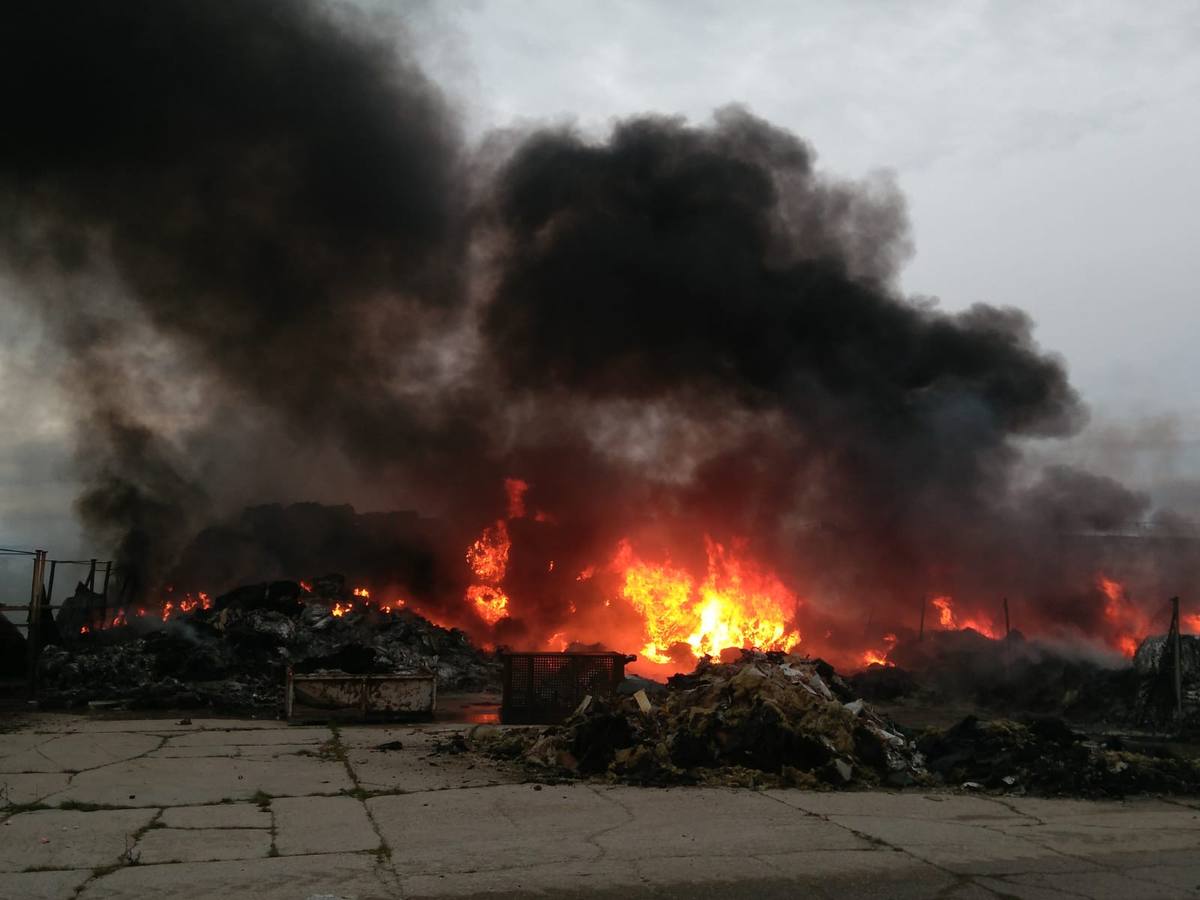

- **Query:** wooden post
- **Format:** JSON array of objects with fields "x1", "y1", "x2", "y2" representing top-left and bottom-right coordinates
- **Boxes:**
[
  {"x1": 1170, "y1": 597, "x2": 1183, "y2": 720},
  {"x1": 1003, "y1": 597, "x2": 1010, "y2": 638},
  {"x1": 44, "y1": 559, "x2": 57, "y2": 616},
  {"x1": 918, "y1": 595, "x2": 926, "y2": 641},
  {"x1": 85, "y1": 558, "x2": 97, "y2": 591},
  {"x1": 26, "y1": 550, "x2": 46, "y2": 696},
  {"x1": 101, "y1": 561, "x2": 112, "y2": 599}
]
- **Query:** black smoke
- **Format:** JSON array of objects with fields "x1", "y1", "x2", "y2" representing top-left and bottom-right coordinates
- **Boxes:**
[{"x1": 0, "y1": 0, "x2": 1193, "y2": 656}]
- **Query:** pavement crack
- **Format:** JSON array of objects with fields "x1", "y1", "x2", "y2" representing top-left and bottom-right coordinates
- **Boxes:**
[{"x1": 327, "y1": 725, "x2": 401, "y2": 893}]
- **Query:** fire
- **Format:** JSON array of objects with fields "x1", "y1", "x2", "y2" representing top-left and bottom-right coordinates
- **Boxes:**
[
  {"x1": 929, "y1": 595, "x2": 997, "y2": 638},
  {"x1": 353, "y1": 587, "x2": 370, "y2": 599},
  {"x1": 465, "y1": 518, "x2": 512, "y2": 625},
  {"x1": 932, "y1": 595, "x2": 955, "y2": 628},
  {"x1": 466, "y1": 521, "x2": 510, "y2": 583},
  {"x1": 299, "y1": 581, "x2": 312, "y2": 593},
  {"x1": 613, "y1": 538, "x2": 800, "y2": 664},
  {"x1": 1097, "y1": 574, "x2": 1151, "y2": 657},
  {"x1": 861, "y1": 633, "x2": 898, "y2": 668},
  {"x1": 161, "y1": 601, "x2": 173, "y2": 622},
  {"x1": 331, "y1": 602, "x2": 347, "y2": 617},
  {"x1": 467, "y1": 585, "x2": 509, "y2": 625},
  {"x1": 1186, "y1": 614, "x2": 1200, "y2": 634}
]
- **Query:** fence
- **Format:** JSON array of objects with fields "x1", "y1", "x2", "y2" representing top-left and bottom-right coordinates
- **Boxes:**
[{"x1": 0, "y1": 547, "x2": 115, "y2": 695}]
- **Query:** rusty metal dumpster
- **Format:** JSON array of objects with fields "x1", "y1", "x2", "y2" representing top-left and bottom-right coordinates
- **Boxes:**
[
  {"x1": 286, "y1": 669, "x2": 436, "y2": 722},
  {"x1": 500, "y1": 651, "x2": 634, "y2": 724}
]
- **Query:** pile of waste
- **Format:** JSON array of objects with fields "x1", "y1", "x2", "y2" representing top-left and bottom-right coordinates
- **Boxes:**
[
  {"x1": 35, "y1": 577, "x2": 499, "y2": 712},
  {"x1": 472, "y1": 651, "x2": 928, "y2": 789},
  {"x1": 919, "y1": 715, "x2": 1200, "y2": 797}
]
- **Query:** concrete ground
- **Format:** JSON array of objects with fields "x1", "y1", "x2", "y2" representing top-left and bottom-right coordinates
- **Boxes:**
[{"x1": 1, "y1": 715, "x2": 1199, "y2": 899}]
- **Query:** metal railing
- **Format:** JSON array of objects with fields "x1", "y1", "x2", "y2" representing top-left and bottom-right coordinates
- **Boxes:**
[{"x1": 0, "y1": 548, "x2": 115, "y2": 695}]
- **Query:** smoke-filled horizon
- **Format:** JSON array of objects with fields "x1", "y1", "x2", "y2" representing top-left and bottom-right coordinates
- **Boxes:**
[{"x1": 1, "y1": 0, "x2": 1197, "y2": 666}]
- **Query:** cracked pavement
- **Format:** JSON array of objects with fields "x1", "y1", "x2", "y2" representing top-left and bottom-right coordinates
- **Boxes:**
[{"x1": 2, "y1": 715, "x2": 1199, "y2": 898}]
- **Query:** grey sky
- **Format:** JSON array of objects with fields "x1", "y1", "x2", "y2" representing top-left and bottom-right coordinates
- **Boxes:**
[{"x1": 2, "y1": 0, "x2": 1198, "y2": 561}]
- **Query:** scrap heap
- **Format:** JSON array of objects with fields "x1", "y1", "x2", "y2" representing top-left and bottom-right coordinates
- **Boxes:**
[
  {"x1": 476, "y1": 651, "x2": 927, "y2": 789},
  {"x1": 35, "y1": 577, "x2": 499, "y2": 712}
]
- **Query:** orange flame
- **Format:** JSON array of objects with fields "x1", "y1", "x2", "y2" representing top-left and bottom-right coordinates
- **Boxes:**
[
  {"x1": 861, "y1": 632, "x2": 898, "y2": 668},
  {"x1": 468, "y1": 584, "x2": 509, "y2": 625},
  {"x1": 931, "y1": 595, "x2": 955, "y2": 628},
  {"x1": 614, "y1": 538, "x2": 801, "y2": 664},
  {"x1": 1097, "y1": 575, "x2": 1149, "y2": 657},
  {"x1": 353, "y1": 587, "x2": 370, "y2": 599},
  {"x1": 331, "y1": 602, "x2": 347, "y2": 617},
  {"x1": 466, "y1": 521, "x2": 510, "y2": 583},
  {"x1": 465, "y1": 517, "x2": 512, "y2": 624}
]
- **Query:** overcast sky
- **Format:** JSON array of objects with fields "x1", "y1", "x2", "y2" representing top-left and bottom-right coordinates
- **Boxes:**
[{"x1": 2, "y1": 0, "x2": 1198, "y2": 559}]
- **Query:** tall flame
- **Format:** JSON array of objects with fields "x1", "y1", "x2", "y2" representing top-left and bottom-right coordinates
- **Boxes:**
[
  {"x1": 465, "y1": 520, "x2": 511, "y2": 624},
  {"x1": 613, "y1": 537, "x2": 801, "y2": 664}
]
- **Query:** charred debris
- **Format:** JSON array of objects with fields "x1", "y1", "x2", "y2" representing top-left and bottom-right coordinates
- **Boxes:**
[
  {"x1": 464, "y1": 650, "x2": 1200, "y2": 798},
  {"x1": 32, "y1": 576, "x2": 497, "y2": 713}
]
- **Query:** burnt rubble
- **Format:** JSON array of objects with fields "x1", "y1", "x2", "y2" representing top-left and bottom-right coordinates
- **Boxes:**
[
  {"x1": 849, "y1": 630, "x2": 1149, "y2": 728},
  {"x1": 919, "y1": 716, "x2": 1200, "y2": 798},
  {"x1": 466, "y1": 650, "x2": 1200, "y2": 797},
  {"x1": 35, "y1": 577, "x2": 499, "y2": 713},
  {"x1": 471, "y1": 651, "x2": 928, "y2": 789}
]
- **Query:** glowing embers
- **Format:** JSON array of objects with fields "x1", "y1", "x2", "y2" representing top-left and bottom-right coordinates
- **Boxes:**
[
  {"x1": 465, "y1": 519, "x2": 512, "y2": 625},
  {"x1": 613, "y1": 538, "x2": 801, "y2": 664}
]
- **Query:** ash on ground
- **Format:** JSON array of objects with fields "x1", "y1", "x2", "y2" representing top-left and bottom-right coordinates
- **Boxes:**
[{"x1": 34, "y1": 577, "x2": 499, "y2": 713}]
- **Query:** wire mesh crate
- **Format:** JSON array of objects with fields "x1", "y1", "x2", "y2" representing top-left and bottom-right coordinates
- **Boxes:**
[{"x1": 501, "y1": 651, "x2": 634, "y2": 724}]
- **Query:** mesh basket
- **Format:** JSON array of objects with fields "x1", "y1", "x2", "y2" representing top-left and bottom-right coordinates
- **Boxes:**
[{"x1": 501, "y1": 652, "x2": 634, "y2": 724}]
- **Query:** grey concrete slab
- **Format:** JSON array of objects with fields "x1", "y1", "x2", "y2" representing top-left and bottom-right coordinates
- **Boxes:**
[
  {"x1": 399, "y1": 859, "x2": 643, "y2": 898},
  {"x1": 0, "y1": 808, "x2": 156, "y2": 873},
  {"x1": 164, "y1": 728, "x2": 326, "y2": 748},
  {"x1": 146, "y1": 745, "x2": 242, "y2": 759},
  {"x1": 272, "y1": 795, "x2": 380, "y2": 855},
  {"x1": 369, "y1": 783, "x2": 629, "y2": 875},
  {"x1": 1001, "y1": 867, "x2": 1193, "y2": 899},
  {"x1": 818, "y1": 812, "x2": 1069, "y2": 875},
  {"x1": 0, "y1": 733, "x2": 50, "y2": 754},
  {"x1": 349, "y1": 744, "x2": 519, "y2": 793},
  {"x1": 134, "y1": 826, "x2": 272, "y2": 864},
  {"x1": 0, "y1": 732, "x2": 161, "y2": 774},
  {"x1": 0, "y1": 868, "x2": 91, "y2": 900},
  {"x1": 48, "y1": 754, "x2": 351, "y2": 807},
  {"x1": 25, "y1": 717, "x2": 284, "y2": 733},
  {"x1": 1005, "y1": 816, "x2": 1200, "y2": 857},
  {"x1": 76, "y1": 852, "x2": 394, "y2": 900},
  {"x1": 766, "y1": 788, "x2": 1034, "y2": 824},
  {"x1": 588, "y1": 786, "x2": 870, "y2": 859},
  {"x1": 0, "y1": 771, "x2": 71, "y2": 806},
  {"x1": 1123, "y1": 858, "x2": 1200, "y2": 893},
  {"x1": 159, "y1": 803, "x2": 269, "y2": 830}
]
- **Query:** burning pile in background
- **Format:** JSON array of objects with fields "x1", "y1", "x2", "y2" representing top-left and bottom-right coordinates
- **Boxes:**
[{"x1": 2, "y1": 1, "x2": 1198, "y2": 680}]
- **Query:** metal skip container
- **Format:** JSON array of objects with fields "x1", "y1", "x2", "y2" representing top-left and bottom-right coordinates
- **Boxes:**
[{"x1": 285, "y1": 669, "x2": 437, "y2": 722}]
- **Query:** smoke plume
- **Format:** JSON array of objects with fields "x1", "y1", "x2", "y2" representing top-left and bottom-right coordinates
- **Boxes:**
[{"x1": 1, "y1": 0, "x2": 1194, "y2": 663}]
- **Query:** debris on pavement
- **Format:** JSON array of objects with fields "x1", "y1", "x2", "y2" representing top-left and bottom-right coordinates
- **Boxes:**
[{"x1": 470, "y1": 650, "x2": 929, "y2": 789}]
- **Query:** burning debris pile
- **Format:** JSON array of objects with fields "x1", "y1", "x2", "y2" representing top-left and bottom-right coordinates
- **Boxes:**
[
  {"x1": 473, "y1": 651, "x2": 927, "y2": 789},
  {"x1": 850, "y1": 630, "x2": 1144, "y2": 726},
  {"x1": 34, "y1": 577, "x2": 498, "y2": 712}
]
